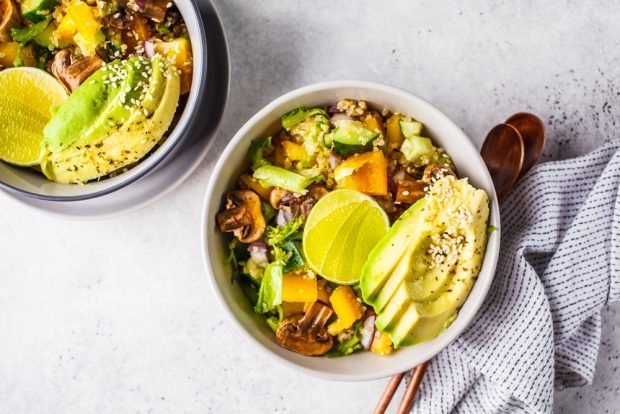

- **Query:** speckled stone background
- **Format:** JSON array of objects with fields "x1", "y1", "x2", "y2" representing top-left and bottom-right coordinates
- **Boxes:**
[{"x1": 1, "y1": 0, "x2": 619, "y2": 413}]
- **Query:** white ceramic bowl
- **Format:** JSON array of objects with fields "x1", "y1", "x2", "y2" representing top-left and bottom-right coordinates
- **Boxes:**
[
  {"x1": 0, "y1": 0, "x2": 206, "y2": 201},
  {"x1": 202, "y1": 81, "x2": 500, "y2": 381}
]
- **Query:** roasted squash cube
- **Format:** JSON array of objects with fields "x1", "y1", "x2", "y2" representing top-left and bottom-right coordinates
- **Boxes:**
[
  {"x1": 282, "y1": 273, "x2": 318, "y2": 303},
  {"x1": 334, "y1": 150, "x2": 388, "y2": 196}
]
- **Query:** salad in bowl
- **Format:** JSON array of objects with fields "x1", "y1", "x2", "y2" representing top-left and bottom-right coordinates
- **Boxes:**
[
  {"x1": 0, "y1": 0, "x2": 194, "y2": 187},
  {"x1": 214, "y1": 97, "x2": 491, "y2": 358}
]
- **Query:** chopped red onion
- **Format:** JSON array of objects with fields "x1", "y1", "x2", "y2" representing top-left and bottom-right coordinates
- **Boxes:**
[
  {"x1": 248, "y1": 241, "x2": 269, "y2": 265},
  {"x1": 329, "y1": 112, "x2": 353, "y2": 125},
  {"x1": 275, "y1": 209, "x2": 292, "y2": 227},
  {"x1": 144, "y1": 39, "x2": 156, "y2": 58},
  {"x1": 329, "y1": 152, "x2": 343, "y2": 169},
  {"x1": 135, "y1": 0, "x2": 146, "y2": 9},
  {"x1": 392, "y1": 169, "x2": 406, "y2": 182},
  {"x1": 360, "y1": 315, "x2": 376, "y2": 350},
  {"x1": 327, "y1": 104, "x2": 339, "y2": 115}
]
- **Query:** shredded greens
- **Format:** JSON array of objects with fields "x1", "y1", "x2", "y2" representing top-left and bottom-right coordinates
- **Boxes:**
[
  {"x1": 249, "y1": 136, "x2": 272, "y2": 170},
  {"x1": 487, "y1": 224, "x2": 498, "y2": 238},
  {"x1": 281, "y1": 107, "x2": 328, "y2": 131},
  {"x1": 264, "y1": 216, "x2": 303, "y2": 246},
  {"x1": 254, "y1": 262, "x2": 283, "y2": 314},
  {"x1": 261, "y1": 201, "x2": 277, "y2": 223},
  {"x1": 326, "y1": 321, "x2": 364, "y2": 358},
  {"x1": 281, "y1": 241, "x2": 304, "y2": 273},
  {"x1": 11, "y1": 16, "x2": 52, "y2": 46}
]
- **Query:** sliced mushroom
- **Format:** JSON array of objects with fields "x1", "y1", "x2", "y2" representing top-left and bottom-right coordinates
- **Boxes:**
[
  {"x1": 276, "y1": 302, "x2": 334, "y2": 356},
  {"x1": 269, "y1": 185, "x2": 327, "y2": 223},
  {"x1": 0, "y1": 0, "x2": 20, "y2": 43},
  {"x1": 216, "y1": 190, "x2": 266, "y2": 243},
  {"x1": 269, "y1": 187, "x2": 292, "y2": 210},
  {"x1": 394, "y1": 180, "x2": 427, "y2": 204},
  {"x1": 119, "y1": 0, "x2": 168, "y2": 22},
  {"x1": 306, "y1": 184, "x2": 328, "y2": 201},
  {"x1": 374, "y1": 195, "x2": 397, "y2": 214},
  {"x1": 422, "y1": 163, "x2": 455, "y2": 184},
  {"x1": 101, "y1": 12, "x2": 131, "y2": 30},
  {"x1": 50, "y1": 50, "x2": 104, "y2": 93}
]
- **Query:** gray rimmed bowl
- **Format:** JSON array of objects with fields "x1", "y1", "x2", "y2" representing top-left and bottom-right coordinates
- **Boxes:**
[
  {"x1": 0, "y1": 0, "x2": 207, "y2": 202},
  {"x1": 201, "y1": 81, "x2": 501, "y2": 381}
]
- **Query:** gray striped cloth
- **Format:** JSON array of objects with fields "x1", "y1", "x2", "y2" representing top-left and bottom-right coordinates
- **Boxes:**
[{"x1": 412, "y1": 140, "x2": 620, "y2": 413}]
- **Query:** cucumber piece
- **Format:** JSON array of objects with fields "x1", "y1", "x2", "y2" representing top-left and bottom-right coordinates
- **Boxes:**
[
  {"x1": 399, "y1": 119, "x2": 423, "y2": 138},
  {"x1": 21, "y1": 0, "x2": 58, "y2": 23},
  {"x1": 33, "y1": 23, "x2": 55, "y2": 48},
  {"x1": 400, "y1": 136, "x2": 436, "y2": 163},
  {"x1": 328, "y1": 119, "x2": 378, "y2": 146}
]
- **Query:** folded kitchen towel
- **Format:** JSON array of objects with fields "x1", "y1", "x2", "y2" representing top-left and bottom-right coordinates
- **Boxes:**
[{"x1": 412, "y1": 140, "x2": 620, "y2": 413}]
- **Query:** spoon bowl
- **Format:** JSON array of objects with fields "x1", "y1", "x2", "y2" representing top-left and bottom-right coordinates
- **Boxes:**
[
  {"x1": 506, "y1": 112, "x2": 546, "y2": 178},
  {"x1": 480, "y1": 123, "x2": 525, "y2": 201}
]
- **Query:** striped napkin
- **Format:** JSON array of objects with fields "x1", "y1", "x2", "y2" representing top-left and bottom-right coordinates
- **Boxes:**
[{"x1": 412, "y1": 140, "x2": 620, "y2": 413}]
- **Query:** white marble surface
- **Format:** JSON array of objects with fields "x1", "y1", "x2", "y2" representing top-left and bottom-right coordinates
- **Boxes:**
[{"x1": 1, "y1": 0, "x2": 620, "y2": 412}]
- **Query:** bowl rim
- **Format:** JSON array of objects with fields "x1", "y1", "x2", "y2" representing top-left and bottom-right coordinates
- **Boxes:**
[
  {"x1": 201, "y1": 80, "x2": 501, "y2": 381},
  {"x1": 0, "y1": 0, "x2": 207, "y2": 202}
]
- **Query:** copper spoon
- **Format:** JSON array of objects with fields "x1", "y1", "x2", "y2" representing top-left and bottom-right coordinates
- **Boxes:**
[
  {"x1": 374, "y1": 112, "x2": 546, "y2": 414},
  {"x1": 480, "y1": 123, "x2": 525, "y2": 201},
  {"x1": 506, "y1": 113, "x2": 546, "y2": 178}
]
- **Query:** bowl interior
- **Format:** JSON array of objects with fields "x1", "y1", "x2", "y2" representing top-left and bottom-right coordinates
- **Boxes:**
[
  {"x1": 0, "y1": 0, "x2": 205, "y2": 201},
  {"x1": 203, "y1": 81, "x2": 500, "y2": 381}
]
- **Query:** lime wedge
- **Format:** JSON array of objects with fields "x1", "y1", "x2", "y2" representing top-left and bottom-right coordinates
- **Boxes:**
[
  {"x1": 303, "y1": 189, "x2": 390, "y2": 284},
  {"x1": 0, "y1": 67, "x2": 68, "y2": 166}
]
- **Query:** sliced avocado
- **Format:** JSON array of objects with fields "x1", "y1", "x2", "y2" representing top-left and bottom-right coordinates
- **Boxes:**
[
  {"x1": 21, "y1": 0, "x2": 58, "y2": 23},
  {"x1": 41, "y1": 58, "x2": 180, "y2": 183},
  {"x1": 360, "y1": 197, "x2": 428, "y2": 303},
  {"x1": 79, "y1": 57, "x2": 151, "y2": 144},
  {"x1": 374, "y1": 282, "x2": 410, "y2": 332},
  {"x1": 361, "y1": 177, "x2": 490, "y2": 347},
  {"x1": 373, "y1": 234, "x2": 428, "y2": 311},
  {"x1": 389, "y1": 303, "x2": 420, "y2": 347},
  {"x1": 281, "y1": 107, "x2": 327, "y2": 130},
  {"x1": 42, "y1": 60, "x2": 124, "y2": 153},
  {"x1": 399, "y1": 119, "x2": 423, "y2": 138}
]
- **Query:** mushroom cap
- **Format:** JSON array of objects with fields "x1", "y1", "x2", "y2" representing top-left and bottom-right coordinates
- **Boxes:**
[
  {"x1": 422, "y1": 163, "x2": 455, "y2": 184},
  {"x1": 269, "y1": 184, "x2": 327, "y2": 223},
  {"x1": 0, "y1": 0, "x2": 20, "y2": 43},
  {"x1": 50, "y1": 50, "x2": 104, "y2": 93},
  {"x1": 276, "y1": 302, "x2": 334, "y2": 356},
  {"x1": 216, "y1": 190, "x2": 265, "y2": 243}
]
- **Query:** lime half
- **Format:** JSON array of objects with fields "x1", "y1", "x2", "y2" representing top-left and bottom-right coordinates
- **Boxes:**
[
  {"x1": 0, "y1": 67, "x2": 68, "y2": 166},
  {"x1": 303, "y1": 189, "x2": 390, "y2": 284}
]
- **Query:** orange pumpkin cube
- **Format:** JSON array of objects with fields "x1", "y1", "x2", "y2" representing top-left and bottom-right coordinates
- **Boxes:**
[
  {"x1": 371, "y1": 330, "x2": 393, "y2": 355},
  {"x1": 281, "y1": 274, "x2": 318, "y2": 303},
  {"x1": 386, "y1": 113, "x2": 404, "y2": 151},
  {"x1": 333, "y1": 150, "x2": 388, "y2": 196},
  {"x1": 281, "y1": 301, "x2": 306, "y2": 317},
  {"x1": 239, "y1": 174, "x2": 272, "y2": 201},
  {"x1": 281, "y1": 140, "x2": 306, "y2": 161},
  {"x1": 363, "y1": 113, "x2": 386, "y2": 137}
]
